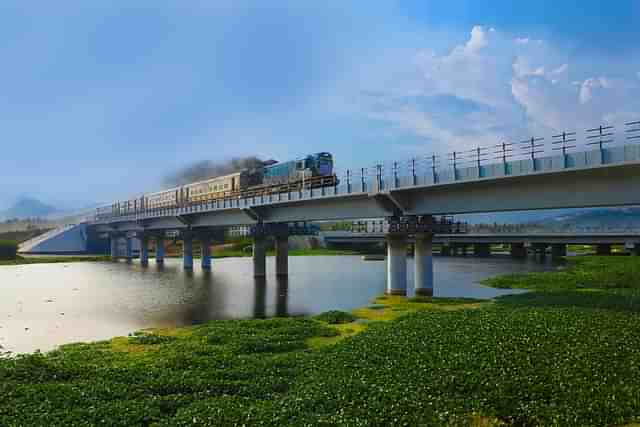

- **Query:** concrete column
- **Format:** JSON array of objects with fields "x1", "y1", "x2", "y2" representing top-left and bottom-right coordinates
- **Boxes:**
[
  {"x1": 110, "y1": 236, "x2": 118, "y2": 261},
  {"x1": 596, "y1": 244, "x2": 612, "y2": 256},
  {"x1": 551, "y1": 244, "x2": 567, "y2": 259},
  {"x1": 276, "y1": 276, "x2": 289, "y2": 317},
  {"x1": 474, "y1": 243, "x2": 491, "y2": 257},
  {"x1": 253, "y1": 236, "x2": 267, "y2": 277},
  {"x1": 440, "y1": 244, "x2": 452, "y2": 256},
  {"x1": 533, "y1": 243, "x2": 547, "y2": 260},
  {"x1": 253, "y1": 277, "x2": 267, "y2": 318},
  {"x1": 510, "y1": 243, "x2": 527, "y2": 259},
  {"x1": 414, "y1": 233, "x2": 434, "y2": 297},
  {"x1": 386, "y1": 234, "x2": 408, "y2": 296},
  {"x1": 155, "y1": 237, "x2": 165, "y2": 264},
  {"x1": 200, "y1": 235, "x2": 212, "y2": 270},
  {"x1": 275, "y1": 234, "x2": 289, "y2": 276},
  {"x1": 183, "y1": 233, "x2": 193, "y2": 270},
  {"x1": 633, "y1": 245, "x2": 640, "y2": 257},
  {"x1": 140, "y1": 235, "x2": 149, "y2": 267},
  {"x1": 125, "y1": 237, "x2": 133, "y2": 263}
]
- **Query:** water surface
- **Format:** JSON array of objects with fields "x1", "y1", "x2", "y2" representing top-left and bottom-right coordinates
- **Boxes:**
[{"x1": 0, "y1": 256, "x2": 552, "y2": 354}]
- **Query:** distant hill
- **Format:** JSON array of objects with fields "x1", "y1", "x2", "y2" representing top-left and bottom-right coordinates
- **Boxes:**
[{"x1": 0, "y1": 197, "x2": 57, "y2": 220}]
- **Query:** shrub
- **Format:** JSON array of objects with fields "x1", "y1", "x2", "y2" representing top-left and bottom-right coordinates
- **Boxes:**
[
  {"x1": 314, "y1": 310, "x2": 357, "y2": 324},
  {"x1": 0, "y1": 240, "x2": 18, "y2": 260}
]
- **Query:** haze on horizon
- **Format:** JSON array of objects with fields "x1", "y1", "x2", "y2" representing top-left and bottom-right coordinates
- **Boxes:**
[{"x1": 1, "y1": 1, "x2": 639, "y2": 210}]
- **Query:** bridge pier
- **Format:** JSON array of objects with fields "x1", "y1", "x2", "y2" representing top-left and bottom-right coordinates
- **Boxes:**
[
  {"x1": 474, "y1": 243, "x2": 491, "y2": 257},
  {"x1": 200, "y1": 234, "x2": 212, "y2": 270},
  {"x1": 253, "y1": 236, "x2": 267, "y2": 278},
  {"x1": 275, "y1": 234, "x2": 289, "y2": 276},
  {"x1": 140, "y1": 234, "x2": 149, "y2": 267},
  {"x1": 596, "y1": 244, "x2": 612, "y2": 256},
  {"x1": 440, "y1": 244, "x2": 452, "y2": 256},
  {"x1": 110, "y1": 236, "x2": 119, "y2": 261},
  {"x1": 155, "y1": 236, "x2": 165, "y2": 265},
  {"x1": 125, "y1": 237, "x2": 133, "y2": 263},
  {"x1": 533, "y1": 243, "x2": 547, "y2": 260},
  {"x1": 183, "y1": 232, "x2": 193, "y2": 270},
  {"x1": 386, "y1": 234, "x2": 408, "y2": 296},
  {"x1": 510, "y1": 243, "x2": 527, "y2": 259},
  {"x1": 414, "y1": 233, "x2": 434, "y2": 297},
  {"x1": 276, "y1": 276, "x2": 289, "y2": 317},
  {"x1": 551, "y1": 244, "x2": 567, "y2": 259}
]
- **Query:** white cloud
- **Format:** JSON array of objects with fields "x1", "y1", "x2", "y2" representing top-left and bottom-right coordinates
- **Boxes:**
[{"x1": 349, "y1": 25, "x2": 640, "y2": 150}]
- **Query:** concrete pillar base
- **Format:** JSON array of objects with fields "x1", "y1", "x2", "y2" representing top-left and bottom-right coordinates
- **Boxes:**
[
  {"x1": 386, "y1": 234, "x2": 408, "y2": 296},
  {"x1": 385, "y1": 289, "x2": 408, "y2": 296},
  {"x1": 510, "y1": 243, "x2": 527, "y2": 259},
  {"x1": 415, "y1": 288, "x2": 434, "y2": 297},
  {"x1": 414, "y1": 233, "x2": 434, "y2": 298},
  {"x1": 474, "y1": 243, "x2": 491, "y2": 257},
  {"x1": 551, "y1": 244, "x2": 567, "y2": 259},
  {"x1": 596, "y1": 244, "x2": 612, "y2": 256}
]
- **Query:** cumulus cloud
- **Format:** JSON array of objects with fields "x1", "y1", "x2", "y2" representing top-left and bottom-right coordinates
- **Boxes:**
[{"x1": 350, "y1": 25, "x2": 640, "y2": 152}]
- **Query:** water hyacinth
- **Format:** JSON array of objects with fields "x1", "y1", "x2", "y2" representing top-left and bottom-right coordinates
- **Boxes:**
[{"x1": 2, "y1": 256, "x2": 640, "y2": 425}]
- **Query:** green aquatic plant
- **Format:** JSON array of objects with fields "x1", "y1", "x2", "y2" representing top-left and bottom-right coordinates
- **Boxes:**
[{"x1": 313, "y1": 310, "x2": 357, "y2": 324}]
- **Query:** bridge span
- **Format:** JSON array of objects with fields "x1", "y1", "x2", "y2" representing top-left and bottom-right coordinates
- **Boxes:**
[
  {"x1": 322, "y1": 231, "x2": 640, "y2": 258},
  {"x1": 90, "y1": 137, "x2": 640, "y2": 297}
]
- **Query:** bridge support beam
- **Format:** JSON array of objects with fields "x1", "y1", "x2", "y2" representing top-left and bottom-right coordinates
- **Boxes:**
[
  {"x1": 510, "y1": 243, "x2": 527, "y2": 259},
  {"x1": 155, "y1": 236, "x2": 165, "y2": 264},
  {"x1": 414, "y1": 233, "x2": 434, "y2": 297},
  {"x1": 474, "y1": 243, "x2": 491, "y2": 257},
  {"x1": 440, "y1": 244, "x2": 452, "y2": 256},
  {"x1": 275, "y1": 234, "x2": 289, "y2": 276},
  {"x1": 386, "y1": 234, "x2": 408, "y2": 296},
  {"x1": 125, "y1": 237, "x2": 133, "y2": 263},
  {"x1": 200, "y1": 234, "x2": 212, "y2": 270},
  {"x1": 551, "y1": 244, "x2": 567, "y2": 259},
  {"x1": 183, "y1": 233, "x2": 193, "y2": 270},
  {"x1": 253, "y1": 236, "x2": 267, "y2": 278},
  {"x1": 596, "y1": 244, "x2": 612, "y2": 256},
  {"x1": 140, "y1": 234, "x2": 149, "y2": 267}
]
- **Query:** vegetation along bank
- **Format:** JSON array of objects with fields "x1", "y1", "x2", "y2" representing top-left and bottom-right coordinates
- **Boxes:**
[{"x1": 2, "y1": 256, "x2": 640, "y2": 425}]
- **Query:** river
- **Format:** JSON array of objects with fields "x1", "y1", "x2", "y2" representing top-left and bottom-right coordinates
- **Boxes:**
[{"x1": 0, "y1": 255, "x2": 554, "y2": 354}]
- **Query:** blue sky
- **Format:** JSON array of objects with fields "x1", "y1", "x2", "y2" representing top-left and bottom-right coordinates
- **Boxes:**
[{"x1": 1, "y1": 1, "x2": 639, "y2": 209}]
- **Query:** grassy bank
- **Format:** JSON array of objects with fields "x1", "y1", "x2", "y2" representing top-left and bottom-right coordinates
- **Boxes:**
[
  {"x1": 3, "y1": 257, "x2": 640, "y2": 425},
  {"x1": 0, "y1": 255, "x2": 111, "y2": 266}
]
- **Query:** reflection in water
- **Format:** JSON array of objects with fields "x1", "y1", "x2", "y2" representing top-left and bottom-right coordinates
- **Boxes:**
[{"x1": 0, "y1": 255, "x2": 554, "y2": 354}]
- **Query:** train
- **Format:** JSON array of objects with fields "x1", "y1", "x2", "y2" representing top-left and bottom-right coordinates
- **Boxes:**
[{"x1": 97, "y1": 152, "x2": 335, "y2": 219}]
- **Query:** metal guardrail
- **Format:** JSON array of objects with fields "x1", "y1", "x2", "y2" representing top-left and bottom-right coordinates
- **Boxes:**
[{"x1": 94, "y1": 120, "x2": 640, "y2": 223}]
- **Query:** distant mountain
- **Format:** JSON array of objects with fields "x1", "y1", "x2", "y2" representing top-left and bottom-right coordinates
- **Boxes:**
[
  {"x1": 0, "y1": 197, "x2": 57, "y2": 220},
  {"x1": 461, "y1": 207, "x2": 640, "y2": 232}
]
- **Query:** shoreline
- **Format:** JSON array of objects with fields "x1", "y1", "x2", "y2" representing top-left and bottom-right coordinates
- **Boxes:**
[{"x1": 3, "y1": 256, "x2": 640, "y2": 425}]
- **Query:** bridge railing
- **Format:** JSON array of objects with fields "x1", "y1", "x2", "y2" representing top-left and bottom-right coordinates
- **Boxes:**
[
  {"x1": 94, "y1": 119, "x2": 640, "y2": 223},
  {"x1": 330, "y1": 120, "x2": 640, "y2": 193}
]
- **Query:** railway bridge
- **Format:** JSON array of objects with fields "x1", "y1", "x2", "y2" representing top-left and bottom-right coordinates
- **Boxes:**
[{"x1": 90, "y1": 124, "x2": 640, "y2": 296}]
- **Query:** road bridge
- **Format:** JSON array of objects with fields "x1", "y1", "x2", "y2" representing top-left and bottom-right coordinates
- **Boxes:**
[
  {"x1": 89, "y1": 122, "x2": 640, "y2": 296},
  {"x1": 321, "y1": 231, "x2": 640, "y2": 258}
]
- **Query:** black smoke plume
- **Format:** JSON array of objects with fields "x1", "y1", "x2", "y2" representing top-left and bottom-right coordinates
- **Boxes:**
[{"x1": 163, "y1": 157, "x2": 265, "y2": 186}]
